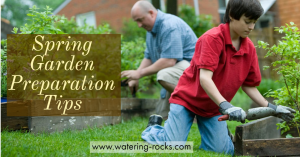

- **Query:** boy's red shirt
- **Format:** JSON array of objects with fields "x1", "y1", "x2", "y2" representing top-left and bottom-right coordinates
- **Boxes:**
[{"x1": 169, "y1": 23, "x2": 261, "y2": 117}]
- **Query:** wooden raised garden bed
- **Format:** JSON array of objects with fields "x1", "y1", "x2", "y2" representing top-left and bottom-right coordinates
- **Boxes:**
[
  {"x1": 1, "y1": 99, "x2": 29, "y2": 131},
  {"x1": 1, "y1": 98, "x2": 158, "y2": 133},
  {"x1": 234, "y1": 116, "x2": 300, "y2": 156}
]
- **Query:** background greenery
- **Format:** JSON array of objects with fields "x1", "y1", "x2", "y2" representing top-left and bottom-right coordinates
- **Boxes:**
[
  {"x1": 258, "y1": 22, "x2": 300, "y2": 137},
  {"x1": 1, "y1": 40, "x2": 7, "y2": 97},
  {"x1": 1, "y1": 0, "x2": 65, "y2": 27},
  {"x1": 178, "y1": 4, "x2": 213, "y2": 37}
]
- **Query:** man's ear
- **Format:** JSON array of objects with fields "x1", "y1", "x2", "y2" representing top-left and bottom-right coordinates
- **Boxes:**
[{"x1": 149, "y1": 10, "x2": 154, "y2": 17}]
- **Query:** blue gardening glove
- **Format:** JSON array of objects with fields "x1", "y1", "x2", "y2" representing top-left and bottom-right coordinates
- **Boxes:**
[
  {"x1": 268, "y1": 103, "x2": 296, "y2": 122},
  {"x1": 219, "y1": 101, "x2": 246, "y2": 122}
]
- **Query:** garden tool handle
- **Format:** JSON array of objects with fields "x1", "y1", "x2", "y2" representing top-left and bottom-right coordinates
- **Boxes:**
[
  {"x1": 121, "y1": 79, "x2": 137, "y2": 98},
  {"x1": 218, "y1": 115, "x2": 229, "y2": 121},
  {"x1": 218, "y1": 107, "x2": 276, "y2": 121},
  {"x1": 132, "y1": 86, "x2": 136, "y2": 98}
]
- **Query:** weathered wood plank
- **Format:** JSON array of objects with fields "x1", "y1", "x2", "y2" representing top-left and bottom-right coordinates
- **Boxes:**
[
  {"x1": 234, "y1": 116, "x2": 300, "y2": 156},
  {"x1": 237, "y1": 116, "x2": 281, "y2": 140},
  {"x1": 234, "y1": 116, "x2": 281, "y2": 155},
  {"x1": 234, "y1": 126, "x2": 244, "y2": 156},
  {"x1": 242, "y1": 138, "x2": 300, "y2": 156},
  {"x1": 1, "y1": 102, "x2": 29, "y2": 130},
  {"x1": 1, "y1": 117, "x2": 28, "y2": 130},
  {"x1": 6, "y1": 101, "x2": 30, "y2": 116}
]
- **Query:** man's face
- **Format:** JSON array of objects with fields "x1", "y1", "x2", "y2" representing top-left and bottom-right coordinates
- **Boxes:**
[
  {"x1": 132, "y1": 8, "x2": 155, "y2": 31},
  {"x1": 230, "y1": 14, "x2": 257, "y2": 38}
]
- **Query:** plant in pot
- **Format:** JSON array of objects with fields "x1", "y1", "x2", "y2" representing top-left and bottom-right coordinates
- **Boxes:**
[{"x1": 258, "y1": 22, "x2": 300, "y2": 138}]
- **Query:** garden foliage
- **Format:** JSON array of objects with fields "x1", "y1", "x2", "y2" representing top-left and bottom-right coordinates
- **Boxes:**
[
  {"x1": 1, "y1": 40, "x2": 7, "y2": 97},
  {"x1": 54, "y1": 16, "x2": 112, "y2": 34},
  {"x1": 178, "y1": 4, "x2": 213, "y2": 37},
  {"x1": 258, "y1": 22, "x2": 300, "y2": 137},
  {"x1": 121, "y1": 38, "x2": 159, "y2": 98},
  {"x1": 121, "y1": 19, "x2": 146, "y2": 42}
]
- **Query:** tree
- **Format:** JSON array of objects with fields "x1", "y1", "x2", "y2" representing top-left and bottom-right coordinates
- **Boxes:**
[
  {"x1": 152, "y1": 0, "x2": 160, "y2": 9},
  {"x1": 1, "y1": 0, "x2": 31, "y2": 27},
  {"x1": 1, "y1": 0, "x2": 64, "y2": 27},
  {"x1": 166, "y1": 0, "x2": 177, "y2": 16}
]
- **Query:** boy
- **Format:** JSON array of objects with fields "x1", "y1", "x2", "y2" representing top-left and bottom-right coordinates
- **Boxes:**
[{"x1": 141, "y1": 0, "x2": 295, "y2": 155}]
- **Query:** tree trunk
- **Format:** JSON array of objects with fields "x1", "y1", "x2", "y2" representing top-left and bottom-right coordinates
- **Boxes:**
[
  {"x1": 152, "y1": 0, "x2": 161, "y2": 10},
  {"x1": 167, "y1": 0, "x2": 177, "y2": 16}
]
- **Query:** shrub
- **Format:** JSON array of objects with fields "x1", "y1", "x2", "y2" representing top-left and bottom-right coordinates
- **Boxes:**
[
  {"x1": 54, "y1": 16, "x2": 112, "y2": 34},
  {"x1": 121, "y1": 38, "x2": 159, "y2": 98},
  {"x1": 178, "y1": 4, "x2": 214, "y2": 37},
  {"x1": 1, "y1": 40, "x2": 7, "y2": 97},
  {"x1": 258, "y1": 22, "x2": 300, "y2": 137},
  {"x1": 257, "y1": 78, "x2": 284, "y2": 96},
  {"x1": 121, "y1": 19, "x2": 146, "y2": 42},
  {"x1": 121, "y1": 18, "x2": 159, "y2": 98}
]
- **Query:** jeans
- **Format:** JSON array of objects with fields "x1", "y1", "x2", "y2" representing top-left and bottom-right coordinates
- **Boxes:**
[{"x1": 141, "y1": 103, "x2": 234, "y2": 156}]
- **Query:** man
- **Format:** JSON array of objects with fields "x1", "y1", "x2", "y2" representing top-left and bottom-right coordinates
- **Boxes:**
[{"x1": 121, "y1": 0, "x2": 197, "y2": 118}]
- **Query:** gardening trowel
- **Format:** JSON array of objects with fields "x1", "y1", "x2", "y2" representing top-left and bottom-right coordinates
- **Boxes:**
[
  {"x1": 218, "y1": 107, "x2": 276, "y2": 121},
  {"x1": 121, "y1": 79, "x2": 136, "y2": 98}
]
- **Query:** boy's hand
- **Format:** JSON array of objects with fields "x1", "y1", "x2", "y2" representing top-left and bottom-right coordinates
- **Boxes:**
[
  {"x1": 268, "y1": 103, "x2": 296, "y2": 122},
  {"x1": 219, "y1": 101, "x2": 246, "y2": 122}
]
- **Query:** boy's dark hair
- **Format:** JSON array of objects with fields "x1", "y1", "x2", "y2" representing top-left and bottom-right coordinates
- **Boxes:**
[{"x1": 224, "y1": 0, "x2": 264, "y2": 23}]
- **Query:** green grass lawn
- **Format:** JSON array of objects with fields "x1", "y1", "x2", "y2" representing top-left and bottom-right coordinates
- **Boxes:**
[{"x1": 2, "y1": 117, "x2": 246, "y2": 157}]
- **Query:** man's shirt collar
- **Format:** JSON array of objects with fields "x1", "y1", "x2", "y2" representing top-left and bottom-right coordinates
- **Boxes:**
[{"x1": 150, "y1": 9, "x2": 164, "y2": 35}]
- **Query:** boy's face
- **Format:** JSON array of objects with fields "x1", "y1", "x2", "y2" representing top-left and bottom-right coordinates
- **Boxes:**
[{"x1": 230, "y1": 14, "x2": 257, "y2": 38}]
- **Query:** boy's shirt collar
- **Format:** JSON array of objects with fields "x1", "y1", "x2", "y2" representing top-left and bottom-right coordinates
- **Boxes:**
[{"x1": 223, "y1": 22, "x2": 249, "y2": 55}]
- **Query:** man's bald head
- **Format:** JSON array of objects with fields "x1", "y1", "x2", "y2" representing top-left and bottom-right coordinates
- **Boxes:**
[
  {"x1": 132, "y1": 1, "x2": 157, "y2": 14},
  {"x1": 131, "y1": 0, "x2": 158, "y2": 31}
]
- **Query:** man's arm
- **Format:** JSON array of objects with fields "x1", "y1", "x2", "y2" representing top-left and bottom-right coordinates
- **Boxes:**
[
  {"x1": 137, "y1": 58, "x2": 152, "y2": 71},
  {"x1": 241, "y1": 85, "x2": 268, "y2": 107},
  {"x1": 121, "y1": 58, "x2": 176, "y2": 80},
  {"x1": 139, "y1": 58, "x2": 176, "y2": 77}
]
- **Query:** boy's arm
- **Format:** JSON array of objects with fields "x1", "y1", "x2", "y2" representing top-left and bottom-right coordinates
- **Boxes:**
[
  {"x1": 200, "y1": 68, "x2": 246, "y2": 122},
  {"x1": 199, "y1": 69, "x2": 226, "y2": 105},
  {"x1": 241, "y1": 85, "x2": 268, "y2": 107},
  {"x1": 242, "y1": 85, "x2": 296, "y2": 121}
]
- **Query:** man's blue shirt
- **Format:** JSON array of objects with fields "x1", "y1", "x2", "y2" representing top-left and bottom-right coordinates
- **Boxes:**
[
  {"x1": 144, "y1": 10, "x2": 197, "y2": 63},
  {"x1": 144, "y1": 10, "x2": 197, "y2": 98}
]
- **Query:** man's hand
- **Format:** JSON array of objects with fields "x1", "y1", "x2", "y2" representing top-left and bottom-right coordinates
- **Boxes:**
[
  {"x1": 128, "y1": 80, "x2": 138, "y2": 95},
  {"x1": 268, "y1": 103, "x2": 296, "y2": 122},
  {"x1": 219, "y1": 101, "x2": 246, "y2": 122},
  {"x1": 121, "y1": 70, "x2": 142, "y2": 80}
]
